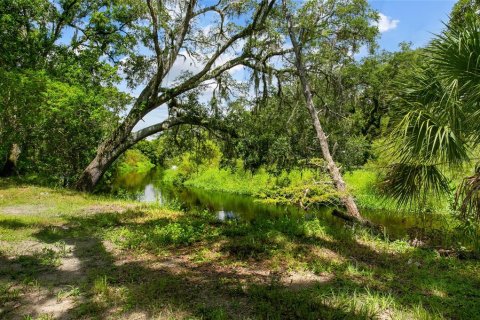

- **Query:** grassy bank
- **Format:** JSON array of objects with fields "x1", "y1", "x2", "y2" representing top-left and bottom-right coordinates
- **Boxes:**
[
  {"x1": 163, "y1": 162, "x2": 343, "y2": 209},
  {"x1": 162, "y1": 163, "x2": 451, "y2": 214},
  {"x1": 183, "y1": 166, "x2": 340, "y2": 208},
  {"x1": 1, "y1": 182, "x2": 479, "y2": 319}
]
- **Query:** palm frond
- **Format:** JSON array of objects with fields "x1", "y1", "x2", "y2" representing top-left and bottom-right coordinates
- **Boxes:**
[
  {"x1": 427, "y1": 15, "x2": 480, "y2": 129},
  {"x1": 456, "y1": 165, "x2": 480, "y2": 220},
  {"x1": 391, "y1": 108, "x2": 468, "y2": 166},
  {"x1": 382, "y1": 163, "x2": 450, "y2": 206},
  {"x1": 428, "y1": 19, "x2": 480, "y2": 81},
  {"x1": 385, "y1": 15, "x2": 480, "y2": 208}
]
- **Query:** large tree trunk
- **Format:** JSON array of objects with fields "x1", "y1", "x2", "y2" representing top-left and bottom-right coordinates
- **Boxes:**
[
  {"x1": 304, "y1": 92, "x2": 363, "y2": 221},
  {"x1": 0, "y1": 144, "x2": 21, "y2": 177},
  {"x1": 285, "y1": 11, "x2": 364, "y2": 222},
  {"x1": 75, "y1": 101, "x2": 146, "y2": 191},
  {"x1": 75, "y1": 144, "x2": 124, "y2": 192},
  {"x1": 75, "y1": 112, "x2": 207, "y2": 191}
]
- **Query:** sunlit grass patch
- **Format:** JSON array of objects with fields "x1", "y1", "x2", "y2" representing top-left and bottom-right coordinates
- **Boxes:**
[
  {"x1": 0, "y1": 184, "x2": 133, "y2": 217},
  {"x1": 191, "y1": 247, "x2": 222, "y2": 264},
  {"x1": 0, "y1": 184, "x2": 479, "y2": 319},
  {"x1": 0, "y1": 215, "x2": 60, "y2": 242}
]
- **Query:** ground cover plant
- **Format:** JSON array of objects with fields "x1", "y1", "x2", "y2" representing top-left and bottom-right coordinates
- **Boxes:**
[
  {"x1": 1, "y1": 1, "x2": 480, "y2": 319},
  {"x1": 1, "y1": 184, "x2": 479, "y2": 319}
]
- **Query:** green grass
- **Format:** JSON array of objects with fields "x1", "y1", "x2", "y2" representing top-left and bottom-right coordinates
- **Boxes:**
[
  {"x1": 344, "y1": 169, "x2": 393, "y2": 209},
  {"x1": 182, "y1": 166, "x2": 274, "y2": 195},
  {"x1": 0, "y1": 183, "x2": 479, "y2": 319},
  {"x1": 0, "y1": 180, "x2": 132, "y2": 243},
  {"x1": 168, "y1": 165, "x2": 340, "y2": 208},
  {"x1": 344, "y1": 169, "x2": 451, "y2": 214}
]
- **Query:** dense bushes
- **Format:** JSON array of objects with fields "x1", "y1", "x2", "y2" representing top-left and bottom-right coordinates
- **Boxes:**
[
  {"x1": 160, "y1": 146, "x2": 340, "y2": 208},
  {"x1": 117, "y1": 150, "x2": 155, "y2": 175},
  {"x1": 0, "y1": 70, "x2": 126, "y2": 185}
]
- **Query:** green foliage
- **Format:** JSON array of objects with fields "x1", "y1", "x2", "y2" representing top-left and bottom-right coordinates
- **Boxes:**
[
  {"x1": 0, "y1": 69, "x2": 126, "y2": 185},
  {"x1": 133, "y1": 140, "x2": 160, "y2": 165},
  {"x1": 345, "y1": 164, "x2": 452, "y2": 214},
  {"x1": 383, "y1": 164, "x2": 450, "y2": 206},
  {"x1": 108, "y1": 218, "x2": 213, "y2": 250},
  {"x1": 117, "y1": 149, "x2": 155, "y2": 175},
  {"x1": 344, "y1": 169, "x2": 395, "y2": 210},
  {"x1": 0, "y1": 0, "x2": 143, "y2": 71},
  {"x1": 160, "y1": 137, "x2": 223, "y2": 185},
  {"x1": 344, "y1": 44, "x2": 421, "y2": 139},
  {"x1": 258, "y1": 169, "x2": 340, "y2": 208},
  {"x1": 161, "y1": 150, "x2": 340, "y2": 207},
  {"x1": 449, "y1": 0, "x2": 480, "y2": 28},
  {"x1": 386, "y1": 14, "x2": 480, "y2": 219},
  {"x1": 152, "y1": 222, "x2": 203, "y2": 246},
  {"x1": 184, "y1": 165, "x2": 273, "y2": 195},
  {"x1": 0, "y1": 0, "x2": 133, "y2": 184}
]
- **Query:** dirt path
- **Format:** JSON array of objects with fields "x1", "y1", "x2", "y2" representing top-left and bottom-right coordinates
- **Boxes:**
[{"x1": 1, "y1": 236, "x2": 332, "y2": 319}]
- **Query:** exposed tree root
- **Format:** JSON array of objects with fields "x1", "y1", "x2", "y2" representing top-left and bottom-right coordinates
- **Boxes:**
[{"x1": 332, "y1": 209, "x2": 383, "y2": 233}]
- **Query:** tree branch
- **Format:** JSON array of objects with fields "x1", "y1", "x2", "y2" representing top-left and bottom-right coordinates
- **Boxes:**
[{"x1": 150, "y1": 0, "x2": 276, "y2": 112}]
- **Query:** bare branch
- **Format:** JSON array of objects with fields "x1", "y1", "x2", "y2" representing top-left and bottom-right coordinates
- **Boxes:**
[
  {"x1": 146, "y1": 0, "x2": 163, "y2": 73},
  {"x1": 150, "y1": 0, "x2": 276, "y2": 111},
  {"x1": 163, "y1": 0, "x2": 197, "y2": 77}
]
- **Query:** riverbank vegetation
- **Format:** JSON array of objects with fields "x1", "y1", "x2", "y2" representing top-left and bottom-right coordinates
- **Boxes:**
[
  {"x1": 1, "y1": 184, "x2": 479, "y2": 319},
  {"x1": 1, "y1": 0, "x2": 480, "y2": 318}
]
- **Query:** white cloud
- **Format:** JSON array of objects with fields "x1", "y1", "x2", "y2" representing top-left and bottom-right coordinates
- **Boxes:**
[{"x1": 376, "y1": 13, "x2": 399, "y2": 33}]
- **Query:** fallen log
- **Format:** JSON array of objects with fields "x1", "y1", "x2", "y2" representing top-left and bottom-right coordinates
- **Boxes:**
[{"x1": 332, "y1": 209, "x2": 383, "y2": 233}]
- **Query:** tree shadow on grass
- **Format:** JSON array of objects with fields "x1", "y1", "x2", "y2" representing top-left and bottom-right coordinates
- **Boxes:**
[
  {"x1": 1, "y1": 241, "x2": 360, "y2": 318},
  {"x1": 225, "y1": 216, "x2": 480, "y2": 319},
  {"x1": 0, "y1": 208, "x2": 479, "y2": 319},
  {"x1": 0, "y1": 219, "x2": 31, "y2": 230}
]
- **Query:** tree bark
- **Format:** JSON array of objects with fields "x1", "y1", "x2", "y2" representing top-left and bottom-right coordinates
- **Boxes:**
[
  {"x1": 75, "y1": 0, "x2": 275, "y2": 192},
  {"x1": 75, "y1": 113, "x2": 223, "y2": 191},
  {"x1": 0, "y1": 144, "x2": 20, "y2": 177},
  {"x1": 75, "y1": 144, "x2": 124, "y2": 192},
  {"x1": 285, "y1": 6, "x2": 364, "y2": 222},
  {"x1": 75, "y1": 115, "x2": 177, "y2": 191}
]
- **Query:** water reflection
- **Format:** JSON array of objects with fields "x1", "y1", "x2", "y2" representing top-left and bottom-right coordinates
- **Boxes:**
[
  {"x1": 109, "y1": 168, "x2": 447, "y2": 239},
  {"x1": 217, "y1": 210, "x2": 237, "y2": 221},
  {"x1": 139, "y1": 184, "x2": 163, "y2": 203},
  {"x1": 110, "y1": 169, "x2": 319, "y2": 221}
]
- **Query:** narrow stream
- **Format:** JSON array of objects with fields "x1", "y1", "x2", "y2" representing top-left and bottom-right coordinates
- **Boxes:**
[{"x1": 109, "y1": 168, "x2": 448, "y2": 240}]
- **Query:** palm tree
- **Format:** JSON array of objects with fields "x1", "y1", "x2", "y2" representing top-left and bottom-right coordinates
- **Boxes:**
[{"x1": 384, "y1": 15, "x2": 480, "y2": 220}]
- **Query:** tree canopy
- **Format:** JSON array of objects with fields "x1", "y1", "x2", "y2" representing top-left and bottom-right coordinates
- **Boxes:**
[{"x1": 1, "y1": 0, "x2": 479, "y2": 221}]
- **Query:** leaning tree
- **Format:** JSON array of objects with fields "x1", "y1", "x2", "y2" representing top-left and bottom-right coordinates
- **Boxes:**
[
  {"x1": 238, "y1": 0, "x2": 378, "y2": 220},
  {"x1": 75, "y1": 0, "x2": 281, "y2": 191}
]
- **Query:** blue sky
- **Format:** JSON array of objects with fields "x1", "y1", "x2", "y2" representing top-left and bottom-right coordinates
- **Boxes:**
[
  {"x1": 135, "y1": 0, "x2": 458, "y2": 132},
  {"x1": 369, "y1": 0, "x2": 456, "y2": 51}
]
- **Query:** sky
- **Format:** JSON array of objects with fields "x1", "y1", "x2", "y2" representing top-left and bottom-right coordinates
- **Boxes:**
[
  {"x1": 369, "y1": 0, "x2": 456, "y2": 51},
  {"x1": 134, "y1": 0, "x2": 457, "y2": 132}
]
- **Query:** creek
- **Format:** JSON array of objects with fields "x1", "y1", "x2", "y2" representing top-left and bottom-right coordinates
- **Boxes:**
[{"x1": 110, "y1": 168, "x2": 448, "y2": 240}]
